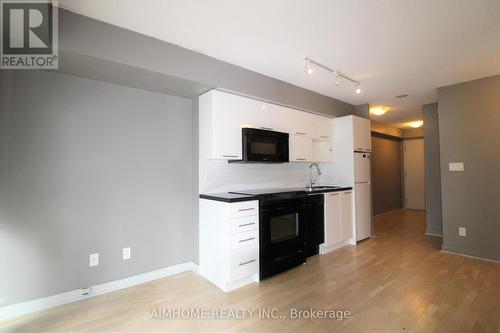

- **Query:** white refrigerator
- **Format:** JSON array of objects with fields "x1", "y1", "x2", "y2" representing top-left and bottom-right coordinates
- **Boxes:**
[{"x1": 354, "y1": 152, "x2": 372, "y2": 241}]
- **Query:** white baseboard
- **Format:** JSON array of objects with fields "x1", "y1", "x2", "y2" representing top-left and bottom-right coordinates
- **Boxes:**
[
  {"x1": 0, "y1": 261, "x2": 198, "y2": 321},
  {"x1": 441, "y1": 250, "x2": 500, "y2": 264}
]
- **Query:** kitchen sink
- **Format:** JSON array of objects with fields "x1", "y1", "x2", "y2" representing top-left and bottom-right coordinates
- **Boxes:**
[{"x1": 305, "y1": 186, "x2": 342, "y2": 191}]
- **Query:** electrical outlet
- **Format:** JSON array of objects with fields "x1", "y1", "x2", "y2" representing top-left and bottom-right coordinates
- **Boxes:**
[
  {"x1": 459, "y1": 227, "x2": 467, "y2": 237},
  {"x1": 81, "y1": 287, "x2": 91, "y2": 296},
  {"x1": 449, "y1": 162, "x2": 464, "y2": 172},
  {"x1": 123, "y1": 247, "x2": 131, "y2": 260},
  {"x1": 89, "y1": 253, "x2": 99, "y2": 267}
]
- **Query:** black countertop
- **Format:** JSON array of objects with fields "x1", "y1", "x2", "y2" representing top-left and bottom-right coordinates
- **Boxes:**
[
  {"x1": 199, "y1": 186, "x2": 353, "y2": 203},
  {"x1": 199, "y1": 192, "x2": 257, "y2": 203}
]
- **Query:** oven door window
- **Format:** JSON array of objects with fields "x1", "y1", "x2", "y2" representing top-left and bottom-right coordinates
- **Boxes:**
[{"x1": 270, "y1": 213, "x2": 299, "y2": 243}]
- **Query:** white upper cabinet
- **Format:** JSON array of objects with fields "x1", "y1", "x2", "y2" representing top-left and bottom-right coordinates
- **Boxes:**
[
  {"x1": 290, "y1": 135, "x2": 314, "y2": 162},
  {"x1": 315, "y1": 116, "x2": 334, "y2": 142},
  {"x1": 199, "y1": 90, "x2": 242, "y2": 160},
  {"x1": 352, "y1": 116, "x2": 371, "y2": 152},
  {"x1": 199, "y1": 90, "x2": 335, "y2": 161},
  {"x1": 287, "y1": 110, "x2": 316, "y2": 138},
  {"x1": 237, "y1": 96, "x2": 286, "y2": 133},
  {"x1": 314, "y1": 141, "x2": 334, "y2": 163}
]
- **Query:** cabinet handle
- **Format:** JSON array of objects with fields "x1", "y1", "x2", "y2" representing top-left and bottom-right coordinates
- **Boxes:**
[
  {"x1": 344, "y1": 191, "x2": 352, "y2": 194},
  {"x1": 223, "y1": 155, "x2": 239, "y2": 158},
  {"x1": 260, "y1": 127, "x2": 273, "y2": 131},
  {"x1": 238, "y1": 222, "x2": 255, "y2": 227},
  {"x1": 296, "y1": 132, "x2": 307, "y2": 136},
  {"x1": 329, "y1": 193, "x2": 339, "y2": 196},
  {"x1": 296, "y1": 158, "x2": 306, "y2": 161},
  {"x1": 321, "y1": 136, "x2": 330, "y2": 139},
  {"x1": 238, "y1": 207, "x2": 255, "y2": 212},
  {"x1": 238, "y1": 237, "x2": 255, "y2": 243},
  {"x1": 239, "y1": 259, "x2": 256, "y2": 266}
]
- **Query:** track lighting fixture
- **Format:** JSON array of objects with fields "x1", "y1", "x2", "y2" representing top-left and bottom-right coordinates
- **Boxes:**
[{"x1": 304, "y1": 57, "x2": 361, "y2": 94}]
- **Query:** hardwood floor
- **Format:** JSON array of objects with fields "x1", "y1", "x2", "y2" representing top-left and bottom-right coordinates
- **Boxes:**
[{"x1": 2, "y1": 209, "x2": 499, "y2": 333}]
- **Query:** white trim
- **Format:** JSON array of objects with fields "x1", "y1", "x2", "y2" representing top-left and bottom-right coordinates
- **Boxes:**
[
  {"x1": 319, "y1": 240, "x2": 352, "y2": 255},
  {"x1": 0, "y1": 261, "x2": 198, "y2": 321},
  {"x1": 441, "y1": 250, "x2": 500, "y2": 264},
  {"x1": 425, "y1": 232, "x2": 443, "y2": 237}
]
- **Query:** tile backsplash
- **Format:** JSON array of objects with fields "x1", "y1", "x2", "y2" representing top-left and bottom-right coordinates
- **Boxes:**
[{"x1": 199, "y1": 159, "x2": 339, "y2": 193}]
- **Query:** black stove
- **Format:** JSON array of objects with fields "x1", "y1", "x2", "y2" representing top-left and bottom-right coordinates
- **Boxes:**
[{"x1": 229, "y1": 188, "x2": 308, "y2": 280}]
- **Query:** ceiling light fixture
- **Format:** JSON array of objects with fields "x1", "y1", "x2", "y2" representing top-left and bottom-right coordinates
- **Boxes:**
[
  {"x1": 409, "y1": 120, "x2": 424, "y2": 128},
  {"x1": 304, "y1": 57, "x2": 361, "y2": 94},
  {"x1": 370, "y1": 106, "x2": 388, "y2": 116}
]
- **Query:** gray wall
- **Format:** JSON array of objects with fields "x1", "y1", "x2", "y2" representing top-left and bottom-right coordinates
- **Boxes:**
[
  {"x1": 371, "y1": 134, "x2": 403, "y2": 215},
  {"x1": 423, "y1": 103, "x2": 442, "y2": 235},
  {"x1": 354, "y1": 104, "x2": 370, "y2": 119},
  {"x1": 438, "y1": 75, "x2": 500, "y2": 261},
  {"x1": 0, "y1": 70, "x2": 195, "y2": 306},
  {"x1": 58, "y1": 9, "x2": 354, "y2": 118}
]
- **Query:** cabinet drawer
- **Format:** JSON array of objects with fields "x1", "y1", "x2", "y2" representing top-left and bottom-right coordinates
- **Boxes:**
[
  {"x1": 230, "y1": 245, "x2": 259, "y2": 281},
  {"x1": 230, "y1": 229, "x2": 259, "y2": 249},
  {"x1": 229, "y1": 215, "x2": 258, "y2": 234},
  {"x1": 229, "y1": 201, "x2": 258, "y2": 218}
]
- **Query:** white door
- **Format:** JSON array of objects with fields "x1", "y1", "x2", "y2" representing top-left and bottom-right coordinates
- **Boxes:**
[
  {"x1": 340, "y1": 191, "x2": 353, "y2": 241},
  {"x1": 354, "y1": 152, "x2": 371, "y2": 182},
  {"x1": 352, "y1": 116, "x2": 364, "y2": 151},
  {"x1": 362, "y1": 119, "x2": 372, "y2": 151},
  {"x1": 289, "y1": 135, "x2": 313, "y2": 162},
  {"x1": 355, "y1": 183, "x2": 372, "y2": 241},
  {"x1": 324, "y1": 192, "x2": 342, "y2": 246},
  {"x1": 315, "y1": 141, "x2": 333, "y2": 163},
  {"x1": 403, "y1": 139, "x2": 425, "y2": 210}
]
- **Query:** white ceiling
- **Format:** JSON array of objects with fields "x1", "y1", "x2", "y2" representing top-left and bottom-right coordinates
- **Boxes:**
[{"x1": 60, "y1": 0, "x2": 500, "y2": 128}]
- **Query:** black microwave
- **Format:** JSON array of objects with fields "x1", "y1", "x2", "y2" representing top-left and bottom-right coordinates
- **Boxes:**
[{"x1": 232, "y1": 128, "x2": 289, "y2": 163}]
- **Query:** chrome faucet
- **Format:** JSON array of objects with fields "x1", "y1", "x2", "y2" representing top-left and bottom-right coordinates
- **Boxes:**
[{"x1": 308, "y1": 163, "x2": 322, "y2": 188}]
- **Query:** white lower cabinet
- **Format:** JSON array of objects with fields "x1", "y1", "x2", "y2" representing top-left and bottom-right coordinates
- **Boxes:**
[
  {"x1": 199, "y1": 199, "x2": 259, "y2": 292},
  {"x1": 320, "y1": 190, "x2": 354, "y2": 254}
]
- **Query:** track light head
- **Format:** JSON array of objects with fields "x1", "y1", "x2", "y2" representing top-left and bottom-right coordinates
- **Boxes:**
[
  {"x1": 355, "y1": 83, "x2": 361, "y2": 94},
  {"x1": 335, "y1": 75, "x2": 342, "y2": 86},
  {"x1": 304, "y1": 59, "x2": 313, "y2": 75}
]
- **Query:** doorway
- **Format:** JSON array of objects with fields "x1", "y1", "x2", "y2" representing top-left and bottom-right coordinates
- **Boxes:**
[
  {"x1": 403, "y1": 139, "x2": 425, "y2": 210},
  {"x1": 371, "y1": 134, "x2": 403, "y2": 215}
]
